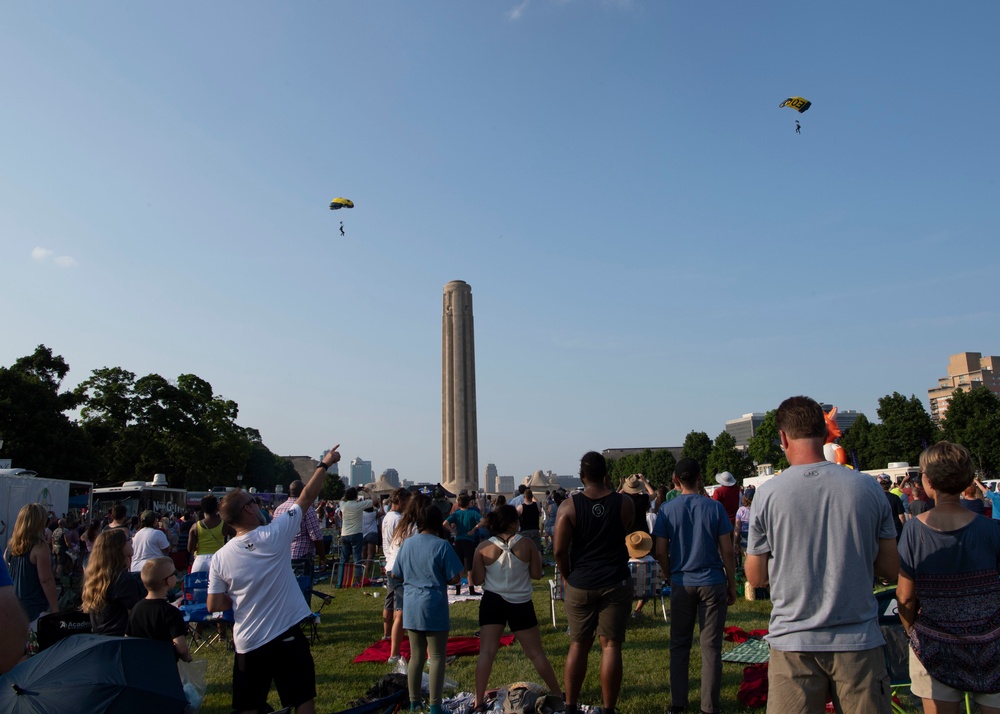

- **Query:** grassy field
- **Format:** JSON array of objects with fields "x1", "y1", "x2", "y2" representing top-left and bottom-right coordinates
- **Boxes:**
[{"x1": 196, "y1": 573, "x2": 918, "y2": 714}]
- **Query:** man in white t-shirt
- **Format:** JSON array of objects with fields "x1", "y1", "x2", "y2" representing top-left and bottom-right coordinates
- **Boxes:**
[
  {"x1": 130, "y1": 511, "x2": 171, "y2": 573},
  {"x1": 208, "y1": 443, "x2": 341, "y2": 714}
]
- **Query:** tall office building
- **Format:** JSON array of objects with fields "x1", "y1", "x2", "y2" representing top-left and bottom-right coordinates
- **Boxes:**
[
  {"x1": 724, "y1": 414, "x2": 768, "y2": 447},
  {"x1": 484, "y1": 463, "x2": 498, "y2": 493},
  {"x1": 497, "y1": 476, "x2": 515, "y2": 495},
  {"x1": 381, "y1": 468, "x2": 400, "y2": 488},
  {"x1": 350, "y1": 457, "x2": 373, "y2": 487},
  {"x1": 928, "y1": 352, "x2": 1000, "y2": 422},
  {"x1": 442, "y1": 280, "x2": 479, "y2": 495}
]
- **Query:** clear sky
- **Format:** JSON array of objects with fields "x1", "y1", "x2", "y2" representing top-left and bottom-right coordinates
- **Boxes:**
[{"x1": 3, "y1": 1, "x2": 998, "y2": 484}]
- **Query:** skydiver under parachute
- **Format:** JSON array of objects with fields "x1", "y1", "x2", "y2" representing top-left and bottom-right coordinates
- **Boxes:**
[
  {"x1": 329, "y1": 197, "x2": 354, "y2": 237},
  {"x1": 780, "y1": 96, "x2": 810, "y2": 135}
]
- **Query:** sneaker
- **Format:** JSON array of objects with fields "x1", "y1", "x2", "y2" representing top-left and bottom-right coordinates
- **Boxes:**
[
  {"x1": 388, "y1": 654, "x2": 406, "y2": 666},
  {"x1": 468, "y1": 587, "x2": 478, "y2": 595}
]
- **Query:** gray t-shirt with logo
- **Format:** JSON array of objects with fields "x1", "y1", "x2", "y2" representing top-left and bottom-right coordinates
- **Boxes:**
[{"x1": 748, "y1": 461, "x2": 896, "y2": 651}]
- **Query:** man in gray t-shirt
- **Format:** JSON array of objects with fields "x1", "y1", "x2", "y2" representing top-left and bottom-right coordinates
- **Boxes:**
[{"x1": 746, "y1": 396, "x2": 898, "y2": 714}]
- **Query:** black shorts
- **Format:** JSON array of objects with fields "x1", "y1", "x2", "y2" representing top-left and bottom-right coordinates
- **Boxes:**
[
  {"x1": 478, "y1": 590, "x2": 538, "y2": 632},
  {"x1": 453, "y1": 539, "x2": 476, "y2": 570},
  {"x1": 233, "y1": 626, "x2": 316, "y2": 711}
]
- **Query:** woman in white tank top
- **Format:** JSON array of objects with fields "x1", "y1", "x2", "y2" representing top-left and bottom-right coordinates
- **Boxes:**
[{"x1": 470, "y1": 505, "x2": 562, "y2": 713}]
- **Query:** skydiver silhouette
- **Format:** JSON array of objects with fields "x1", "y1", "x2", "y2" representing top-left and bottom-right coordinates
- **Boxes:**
[
  {"x1": 339, "y1": 221, "x2": 345, "y2": 237},
  {"x1": 795, "y1": 120, "x2": 801, "y2": 135}
]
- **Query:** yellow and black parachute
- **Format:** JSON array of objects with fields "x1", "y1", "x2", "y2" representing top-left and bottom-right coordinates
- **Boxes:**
[
  {"x1": 329, "y1": 197, "x2": 354, "y2": 210},
  {"x1": 779, "y1": 97, "x2": 811, "y2": 113}
]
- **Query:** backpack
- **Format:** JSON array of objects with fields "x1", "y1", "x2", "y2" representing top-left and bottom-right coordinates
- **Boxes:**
[{"x1": 501, "y1": 686, "x2": 542, "y2": 714}]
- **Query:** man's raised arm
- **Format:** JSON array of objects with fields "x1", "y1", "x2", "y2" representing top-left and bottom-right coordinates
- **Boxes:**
[{"x1": 299, "y1": 444, "x2": 341, "y2": 509}]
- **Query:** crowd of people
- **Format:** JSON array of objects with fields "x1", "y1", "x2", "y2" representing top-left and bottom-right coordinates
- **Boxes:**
[{"x1": 3, "y1": 394, "x2": 1000, "y2": 714}]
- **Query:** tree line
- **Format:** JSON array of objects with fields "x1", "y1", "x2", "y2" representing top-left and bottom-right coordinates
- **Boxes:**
[
  {"x1": 607, "y1": 389, "x2": 1000, "y2": 486},
  {"x1": 6, "y1": 345, "x2": 1000, "y2": 492},
  {"x1": 0, "y1": 345, "x2": 298, "y2": 491}
]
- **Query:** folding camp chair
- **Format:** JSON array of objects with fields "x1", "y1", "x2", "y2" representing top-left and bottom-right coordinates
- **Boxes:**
[
  {"x1": 332, "y1": 558, "x2": 381, "y2": 589},
  {"x1": 298, "y1": 574, "x2": 334, "y2": 643},
  {"x1": 628, "y1": 560, "x2": 669, "y2": 622},
  {"x1": 548, "y1": 566, "x2": 565, "y2": 628},
  {"x1": 179, "y1": 571, "x2": 233, "y2": 653}
]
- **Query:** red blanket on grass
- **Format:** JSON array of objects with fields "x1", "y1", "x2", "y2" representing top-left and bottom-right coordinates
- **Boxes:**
[{"x1": 354, "y1": 635, "x2": 516, "y2": 663}]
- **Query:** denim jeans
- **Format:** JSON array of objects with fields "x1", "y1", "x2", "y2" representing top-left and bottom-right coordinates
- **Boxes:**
[{"x1": 339, "y1": 532, "x2": 364, "y2": 573}]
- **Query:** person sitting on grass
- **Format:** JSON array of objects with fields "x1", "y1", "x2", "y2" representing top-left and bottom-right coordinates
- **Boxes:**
[
  {"x1": 126, "y1": 556, "x2": 192, "y2": 662},
  {"x1": 470, "y1": 505, "x2": 563, "y2": 713}
]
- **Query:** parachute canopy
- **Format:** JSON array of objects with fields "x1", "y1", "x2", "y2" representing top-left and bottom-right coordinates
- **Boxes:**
[
  {"x1": 329, "y1": 197, "x2": 354, "y2": 210},
  {"x1": 779, "y1": 97, "x2": 811, "y2": 113}
]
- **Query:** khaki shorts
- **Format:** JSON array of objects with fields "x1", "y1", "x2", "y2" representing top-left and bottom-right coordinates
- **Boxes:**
[
  {"x1": 767, "y1": 646, "x2": 892, "y2": 714},
  {"x1": 563, "y1": 579, "x2": 631, "y2": 644},
  {"x1": 909, "y1": 647, "x2": 1000, "y2": 706}
]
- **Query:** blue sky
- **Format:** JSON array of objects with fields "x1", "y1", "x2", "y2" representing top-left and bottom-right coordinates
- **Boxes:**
[{"x1": 3, "y1": 1, "x2": 998, "y2": 484}]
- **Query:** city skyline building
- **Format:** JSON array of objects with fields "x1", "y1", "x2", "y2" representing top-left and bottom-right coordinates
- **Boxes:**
[
  {"x1": 350, "y1": 457, "x2": 372, "y2": 487},
  {"x1": 442, "y1": 280, "x2": 479, "y2": 495},
  {"x1": 928, "y1": 352, "x2": 1000, "y2": 422},
  {"x1": 484, "y1": 463, "x2": 498, "y2": 493},
  {"x1": 724, "y1": 413, "x2": 768, "y2": 447},
  {"x1": 381, "y1": 468, "x2": 400, "y2": 488}
]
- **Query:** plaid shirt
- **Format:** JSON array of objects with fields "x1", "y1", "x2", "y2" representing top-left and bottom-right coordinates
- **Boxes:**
[{"x1": 274, "y1": 500, "x2": 323, "y2": 559}]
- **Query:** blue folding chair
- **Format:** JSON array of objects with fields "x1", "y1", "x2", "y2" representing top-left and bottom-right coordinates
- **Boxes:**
[
  {"x1": 179, "y1": 571, "x2": 234, "y2": 653},
  {"x1": 298, "y1": 575, "x2": 334, "y2": 643}
]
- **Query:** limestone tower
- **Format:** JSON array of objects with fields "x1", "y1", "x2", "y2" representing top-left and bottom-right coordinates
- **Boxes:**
[{"x1": 442, "y1": 280, "x2": 479, "y2": 494}]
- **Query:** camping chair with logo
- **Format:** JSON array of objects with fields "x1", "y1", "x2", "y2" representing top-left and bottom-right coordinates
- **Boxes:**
[
  {"x1": 179, "y1": 571, "x2": 233, "y2": 654},
  {"x1": 628, "y1": 559, "x2": 669, "y2": 622},
  {"x1": 298, "y1": 574, "x2": 334, "y2": 643}
]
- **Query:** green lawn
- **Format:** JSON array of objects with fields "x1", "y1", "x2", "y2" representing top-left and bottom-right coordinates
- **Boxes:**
[{"x1": 196, "y1": 574, "x2": 919, "y2": 714}]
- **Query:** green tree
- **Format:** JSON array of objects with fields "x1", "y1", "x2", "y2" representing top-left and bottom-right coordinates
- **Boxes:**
[
  {"x1": 838, "y1": 413, "x2": 876, "y2": 470},
  {"x1": 320, "y1": 472, "x2": 346, "y2": 501},
  {"x1": 706, "y1": 430, "x2": 753, "y2": 483},
  {"x1": 681, "y1": 431, "x2": 713, "y2": 485},
  {"x1": 747, "y1": 411, "x2": 788, "y2": 472},
  {"x1": 607, "y1": 449, "x2": 677, "y2": 490},
  {"x1": 939, "y1": 387, "x2": 1000, "y2": 477},
  {"x1": 869, "y1": 392, "x2": 938, "y2": 469},
  {"x1": 0, "y1": 345, "x2": 96, "y2": 479}
]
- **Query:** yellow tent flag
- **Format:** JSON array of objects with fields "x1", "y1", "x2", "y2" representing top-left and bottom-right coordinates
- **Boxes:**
[{"x1": 779, "y1": 97, "x2": 811, "y2": 113}]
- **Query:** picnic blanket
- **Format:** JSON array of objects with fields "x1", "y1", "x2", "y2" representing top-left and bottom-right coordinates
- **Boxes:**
[
  {"x1": 354, "y1": 635, "x2": 516, "y2": 663},
  {"x1": 721, "y1": 637, "x2": 770, "y2": 664}
]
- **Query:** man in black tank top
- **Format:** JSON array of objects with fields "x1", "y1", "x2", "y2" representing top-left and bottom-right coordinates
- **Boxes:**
[{"x1": 554, "y1": 451, "x2": 634, "y2": 714}]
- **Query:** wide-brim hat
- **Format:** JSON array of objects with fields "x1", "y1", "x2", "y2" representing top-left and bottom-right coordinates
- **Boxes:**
[
  {"x1": 622, "y1": 474, "x2": 645, "y2": 494},
  {"x1": 715, "y1": 471, "x2": 736, "y2": 487},
  {"x1": 626, "y1": 531, "x2": 653, "y2": 559}
]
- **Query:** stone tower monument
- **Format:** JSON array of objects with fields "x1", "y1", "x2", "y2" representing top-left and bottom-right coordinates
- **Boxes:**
[{"x1": 442, "y1": 280, "x2": 479, "y2": 494}]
